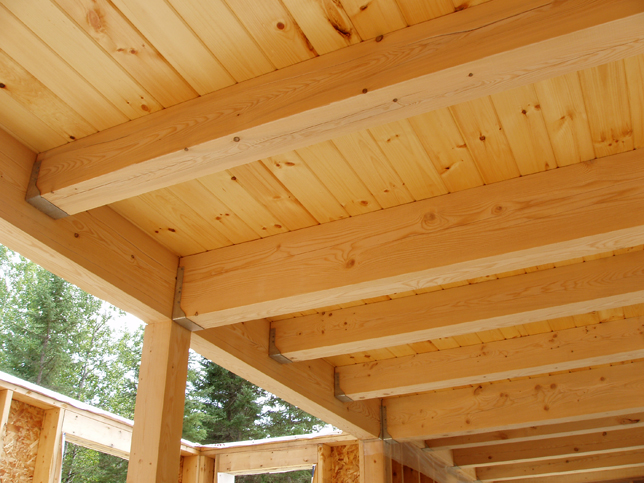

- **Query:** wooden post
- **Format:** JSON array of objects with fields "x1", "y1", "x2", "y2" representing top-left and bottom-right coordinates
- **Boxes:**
[
  {"x1": 316, "y1": 444, "x2": 332, "y2": 483},
  {"x1": 126, "y1": 320, "x2": 191, "y2": 483},
  {"x1": 33, "y1": 407, "x2": 64, "y2": 483},
  {"x1": 359, "y1": 440, "x2": 390, "y2": 483},
  {"x1": 0, "y1": 390, "x2": 13, "y2": 464},
  {"x1": 183, "y1": 455, "x2": 215, "y2": 483}
]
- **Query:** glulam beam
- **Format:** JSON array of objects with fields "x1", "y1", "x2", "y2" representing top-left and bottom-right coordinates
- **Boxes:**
[
  {"x1": 336, "y1": 316, "x2": 644, "y2": 399},
  {"x1": 180, "y1": 150, "x2": 644, "y2": 327},
  {"x1": 32, "y1": 0, "x2": 644, "y2": 215},
  {"x1": 384, "y1": 361, "x2": 644, "y2": 441}
]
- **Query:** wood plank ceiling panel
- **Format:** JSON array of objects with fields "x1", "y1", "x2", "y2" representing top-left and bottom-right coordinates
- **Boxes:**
[
  {"x1": 53, "y1": 0, "x2": 198, "y2": 107},
  {"x1": 625, "y1": 54, "x2": 644, "y2": 149},
  {"x1": 281, "y1": 0, "x2": 361, "y2": 55},
  {"x1": 224, "y1": 0, "x2": 317, "y2": 68},
  {"x1": 0, "y1": 49, "x2": 96, "y2": 142},
  {"x1": 0, "y1": 3, "x2": 128, "y2": 131},
  {"x1": 1, "y1": 0, "x2": 163, "y2": 119},
  {"x1": 262, "y1": 151, "x2": 350, "y2": 224},
  {"x1": 339, "y1": 0, "x2": 407, "y2": 39},
  {"x1": 579, "y1": 62, "x2": 634, "y2": 157},
  {"x1": 109, "y1": 0, "x2": 235, "y2": 95},
  {"x1": 166, "y1": 0, "x2": 275, "y2": 82},
  {"x1": 294, "y1": 142, "x2": 381, "y2": 216}
]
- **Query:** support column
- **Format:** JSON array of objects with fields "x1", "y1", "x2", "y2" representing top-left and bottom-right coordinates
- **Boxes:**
[
  {"x1": 359, "y1": 440, "x2": 391, "y2": 483},
  {"x1": 127, "y1": 320, "x2": 191, "y2": 483}
]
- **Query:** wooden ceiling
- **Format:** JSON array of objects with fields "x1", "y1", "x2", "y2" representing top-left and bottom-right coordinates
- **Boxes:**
[{"x1": 1, "y1": 1, "x2": 644, "y2": 482}]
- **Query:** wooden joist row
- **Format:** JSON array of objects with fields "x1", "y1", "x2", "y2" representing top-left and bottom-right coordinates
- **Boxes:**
[{"x1": 182, "y1": 149, "x2": 644, "y2": 327}]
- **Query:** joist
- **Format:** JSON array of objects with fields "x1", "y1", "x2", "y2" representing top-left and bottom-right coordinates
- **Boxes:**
[
  {"x1": 216, "y1": 444, "x2": 317, "y2": 475},
  {"x1": 31, "y1": 0, "x2": 644, "y2": 215},
  {"x1": 274, "y1": 251, "x2": 644, "y2": 362},
  {"x1": 476, "y1": 448, "x2": 644, "y2": 481},
  {"x1": 191, "y1": 321, "x2": 380, "y2": 440},
  {"x1": 452, "y1": 427, "x2": 644, "y2": 468},
  {"x1": 490, "y1": 466, "x2": 644, "y2": 483},
  {"x1": 336, "y1": 316, "x2": 644, "y2": 399},
  {"x1": 384, "y1": 360, "x2": 644, "y2": 441},
  {"x1": 180, "y1": 149, "x2": 644, "y2": 327},
  {"x1": 424, "y1": 412, "x2": 644, "y2": 451},
  {"x1": 0, "y1": 129, "x2": 380, "y2": 457}
]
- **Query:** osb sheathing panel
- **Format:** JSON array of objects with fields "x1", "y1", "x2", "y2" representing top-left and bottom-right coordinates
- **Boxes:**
[
  {"x1": 332, "y1": 444, "x2": 359, "y2": 483},
  {"x1": 0, "y1": 399, "x2": 44, "y2": 482}
]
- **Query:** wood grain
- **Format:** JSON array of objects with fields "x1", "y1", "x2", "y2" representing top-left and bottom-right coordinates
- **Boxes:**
[
  {"x1": 453, "y1": 427, "x2": 644, "y2": 467},
  {"x1": 336, "y1": 316, "x2": 644, "y2": 399},
  {"x1": 384, "y1": 361, "x2": 644, "y2": 441},
  {"x1": 0, "y1": 127, "x2": 177, "y2": 324},
  {"x1": 191, "y1": 320, "x2": 381, "y2": 440},
  {"x1": 34, "y1": 0, "x2": 644, "y2": 213},
  {"x1": 180, "y1": 150, "x2": 644, "y2": 327}
]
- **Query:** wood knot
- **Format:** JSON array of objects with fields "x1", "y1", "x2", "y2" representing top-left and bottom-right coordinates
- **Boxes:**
[
  {"x1": 276, "y1": 22, "x2": 285, "y2": 30},
  {"x1": 345, "y1": 259, "x2": 356, "y2": 268}
]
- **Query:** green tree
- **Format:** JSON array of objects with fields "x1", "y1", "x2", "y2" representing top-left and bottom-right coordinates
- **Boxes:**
[
  {"x1": 0, "y1": 246, "x2": 141, "y2": 483},
  {"x1": 1, "y1": 245, "x2": 325, "y2": 483}
]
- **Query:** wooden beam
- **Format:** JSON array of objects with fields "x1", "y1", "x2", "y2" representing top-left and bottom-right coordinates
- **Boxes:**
[
  {"x1": 489, "y1": 466, "x2": 644, "y2": 483},
  {"x1": 0, "y1": 127, "x2": 177, "y2": 324},
  {"x1": 453, "y1": 427, "x2": 644, "y2": 467},
  {"x1": 180, "y1": 150, "x2": 644, "y2": 327},
  {"x1": 126, "y1": 320, "x2": 191, "y2": 483},
  {"x1": 337, "y1": 316, "x2": 644, "y2": 399},
  {"x1": 384, "y1": 360, "x2": 644, "y2": 441},
  {"x1": 1, "y1": 129, "x2": 374, "y2": 454},
  {"x1": 191, "y1": 321, "x2": 381, "y2": 440},
  {"x1": 424, "y1": 412, "x2": 644, "y2": 451},
  {"x1": 33, "y1": 407, "x2": 64, "y2": 483},
  {"x1": 182, "y1": 455, "x2": 215, "y2": 483},
  {"x1": 279, "y1": 251, "x2": 644, "y2": 361},
  {"x1": 477, "y1": 449, "x2": 644, "y2": 481},
  {"x1": 62, "y1": 409, "x2": 131, "y2": 460},
  {"x1": 216, "y1": 444, "x2": 317, "y2": 475},
  {"x1": 33, "y1": 0, "x2": 644, "y2": 215}
]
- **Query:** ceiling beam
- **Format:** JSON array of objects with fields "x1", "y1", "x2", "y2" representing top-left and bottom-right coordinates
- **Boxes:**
[
  {"x1": 0, "y1": 129, "x2": 380, "y2": 440},
  {"x1": 274, "y1": 250, "x2": 644, "y2": 361},
  {"x1": 32, "y1": 0, "x2": 644, "y2": 215},
  {"x1": 481, "y1": 466, "x2": 644, "y2": 483},
  {"x1": 453, "y1": 427, "x2": 644, "y2": 467},
  {"x1": 424, "y1": 412, "x2": 644, "y2": 451},
  {"x1": 336, "y1": 316, "x2": 644, "y2": 399},
  {"x1": 180, "y1": 150, "x2": 644, "y2": 327},
  {"x1": 476, "y1": 449, "x2": 644, "y2": 482},
  {"x1": 0, "y1": 124, "x2": 177, "y2": 323},
  {"x1": 384, "y1": 360, "x2": 644, "y2": 441},
  {"x1": 191, "y1": 321, "x2": 381, "y2": 440}
]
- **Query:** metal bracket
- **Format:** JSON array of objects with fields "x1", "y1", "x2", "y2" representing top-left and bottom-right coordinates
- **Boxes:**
[
  {"x1": 25, "y1": 159, "x2": 69, "y2": 219},
  {"x1": 172, "y1": 266, "x2": 203, "y2": 332},
  {"x1": 268, "y1": 328, "x2": 292, "y2": 364},
  {"x1": 334, "y1": 372, "x2": 353, "y2": 403},
  {"x1": 380, "y1": 404, "x2": 392, "y2": 441}
]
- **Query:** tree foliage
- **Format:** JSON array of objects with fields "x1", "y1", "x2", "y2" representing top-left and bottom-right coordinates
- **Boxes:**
[{"x1": 0, "y1": 246, "x2": 325, "y2": 483}]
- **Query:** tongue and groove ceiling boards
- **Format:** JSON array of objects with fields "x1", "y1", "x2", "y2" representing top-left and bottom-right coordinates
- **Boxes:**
[{"x1": 1, "y1": 0, "x2": 644, "y2": 482}]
